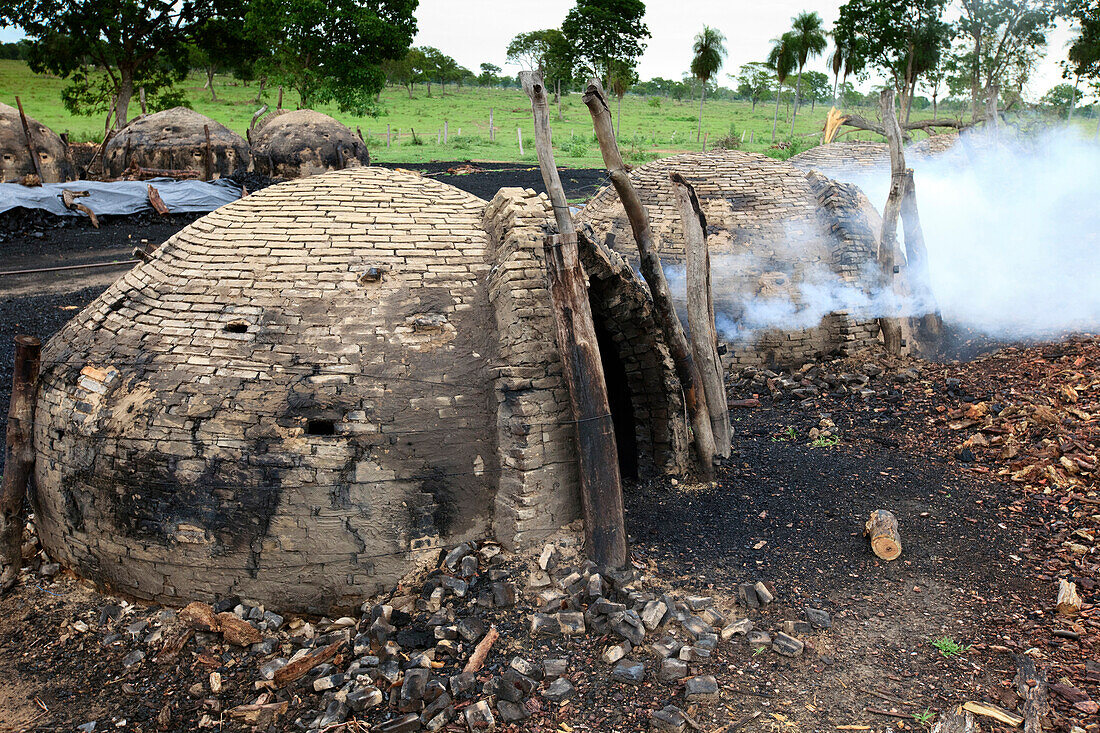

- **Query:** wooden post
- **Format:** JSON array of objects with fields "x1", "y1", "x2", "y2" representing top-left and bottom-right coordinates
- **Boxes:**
[
  {"x1": 581, "y1": 78, "x2": 717, "y2": 478},
  {"x1": 14, "y1": 97, "x2": 43, "y2": 180},
  {"x1": 520, "y1": 71, "x2": 627, "y2": 570},
  {"x1": 444, "y1": 120, "x2": 448, "y2": 143},
  {"x1": 899, "y1": 169, "x2": 943, "y2": 342},
  {"x1": 877, "y1": 89, "x2": 905, "y2": 355},
  {"x1": 387, "y1": 124, "x2": 391, "y2": 148},
  {"x1": 489, "y1": 108, "x2": 494, "y2": 141},
  {"x1": 203, "y1": 123, "x2": 213, "y2": 181},
  {"x1": 139, "y1": 86, "x2": 147, "y2": 115},
  {"x1": 702, "y1": 132, "x2": 708, "y2": 151},
  {"x1": 517, "y1": 127, "x2": 524, "y2": 155},
  {"x1": 276, "y1": 86, "x2": 283, "y2": 111},
  {"x1": 0, "y1": 335, "x2": 41, "y2": 593},
  {"x1": 671, "y1": 173, "x2": 730, "y2": 458}
]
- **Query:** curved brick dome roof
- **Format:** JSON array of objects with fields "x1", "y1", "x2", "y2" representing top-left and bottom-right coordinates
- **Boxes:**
[
  {"x1": 33, "y1": 167, "x2": 690, "y2": 611},
  {"x1": 104, "y1": 107, "x2": 250, "y2": 178},
  {"x1": 788, "y1": 141, "x2": 890, "y2": 175},
  {"x1": 0, "y1": 102, "x2": 75, "y2": 183},
  {"x1": 251, "y1": 109, "x2": 370, "y2": 178}
]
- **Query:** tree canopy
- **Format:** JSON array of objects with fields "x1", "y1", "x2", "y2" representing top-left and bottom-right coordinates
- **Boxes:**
[
  {"x1": 561, "y1": 0, "x2": 649, "y2": 85},
  {"x1": 245, "y1": 0, "x2": 417, "y2": 114},
  {"x1": 735, "y1": 62, "x2": 774, "y2": 110},
  {"x1": 1, "y1": 0, "x2": 218, "y2": 130},
  {"x1": 949, "y1": 0, "x2": 1057, "y2": 120},
  {"x1": 833, "y1": 0, "x2": 951, "y2": 121}
]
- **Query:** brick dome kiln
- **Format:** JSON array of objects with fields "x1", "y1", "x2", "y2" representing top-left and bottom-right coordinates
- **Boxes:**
[
  {"x1": 251, "y1": 110, "x2": 370, "y2": 178},
  {"x1": 577, "y1": 150, "x2": 885, "y2": 369},
  {"x1": 788, "y1": 135, "x2": 961, "y2": 179},
  {"x1": 104, "y1": 107, "x2": 250, "y2": 179},
  {"x1": 0, "y1": 102, "x2": 75, "y2": 183},
  {"x1": 31, "y1": 167, "x2": 690, "y2": 612}
]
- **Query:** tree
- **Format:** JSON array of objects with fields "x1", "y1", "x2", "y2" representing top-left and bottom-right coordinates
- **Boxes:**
[
  {"x1": 607, "y1": 59, "x2": 637, "y2": 136},
  {"x1": 478, "y1": 62, "x2": 502, "y2": 87},
  {"x1": 245, "y1": 0, "x2": 416, "y2": 114},
  {"x1": 507, "y1": 29, "x2": 558, "y2": 73},
  {"x1": 787, "y1": 11, "x2": 827, "y2": 131},
  {"x1": 2, "y1": 0, "x2": 220, "y2": 131},
  {"x1": 833, "y1": 0, "x2": 951, "y2": 123},
  {"x1": 561, "y1": 0, "x2": 649, "y2": 86},
  {"x1": 190, "y1": 0, "x2": 259, "y2": 103},
  {"x1": 1065, "y1": 0, "x2": 1100, "y2": 122},
  {"x1": 691, "y1": 25, "x2": 727, "y2": 142},
  {"x1": 767, "y1": 32, "x2": 797, "y2": 141},
  {"x1": 951, "y1": 0, "x2": 1057, "y2": 122},
  {"x1": 1041, "y1": 82, "x2": 1080, "y2": 117},
  {"x1": 734, "y1": 62, "x2": 774, "y2": 110},
  {"x1": 384, "y1": 53, "x2": 416, "y2": 97},
  {"x1": 801, "y1": 70, "x2": 831, "y2": 110},
  {"x1": 829, "y1": 28, "x2": 865, "y2": 104}
]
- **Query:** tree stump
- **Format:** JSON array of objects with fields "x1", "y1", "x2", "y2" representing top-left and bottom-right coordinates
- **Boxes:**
[{"x1": 864, "y1": 509, "x2": 902, "y2": 560}]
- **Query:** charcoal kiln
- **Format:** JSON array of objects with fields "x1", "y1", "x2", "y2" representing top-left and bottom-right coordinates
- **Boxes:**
[
  {"x1": 250, "y1": 110, "x2": 370, "y2": 178},
  {"x1": 31, "y1": 168, "x2": 690, "y2": 612},
  {"x1": 0, "y1": 102, "x2": 75, "y2": 183},
  {"x1": 103, "y1": 107, "x2": 250, "y2": 179}
]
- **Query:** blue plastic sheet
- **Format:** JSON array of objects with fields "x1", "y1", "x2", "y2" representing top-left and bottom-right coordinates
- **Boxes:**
[{"x1": 0, "y1": 177, "x2": 242, "y2": 216}]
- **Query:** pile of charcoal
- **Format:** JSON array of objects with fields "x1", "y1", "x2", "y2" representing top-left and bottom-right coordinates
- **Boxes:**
[
  {"x1": 35, "y1": 522, "x2": 836, "y2": 732},
  {"x1": 728, "y1": 358, "x2": 921, "y2": 407}
]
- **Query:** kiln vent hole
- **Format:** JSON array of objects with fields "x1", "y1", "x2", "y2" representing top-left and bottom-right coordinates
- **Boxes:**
[
  {"x1": 306, "y1": 419, "x2": 336, "y2": 436},
  {"x1": 225, "y1": 320, "x2": 249, "y2": 333}
]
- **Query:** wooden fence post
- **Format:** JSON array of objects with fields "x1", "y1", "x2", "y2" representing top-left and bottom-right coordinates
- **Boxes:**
[
  {"x1": 444, "y1": 120, "x2": 448, "y2": 143},
  {"x1": 582, "y1": 78, "x2": 717, "y2": 478},
  {"x1": 877, "y1": 89, "x2": 907, "y2": 355},
  {"x1": 489, "y1": 108, "x2": 494, "y2": 141},
  {"x1": 203, "y1": 124, "x2": 213, "y2": 181},
  {"x1": 14, "y1": 97, "x2": 43, "y2": 180},
  {"x1": 671, "y1": 173, "x2": 730, "y2": 458},
  {"x1": 0, "y1": 335, "x2": 41, "y2": 593},
  {"x1": 520, "y1": 71, "x2": 627, "y2": 570},
  {"x1": 517, "y1": 127, "x2": 524, "y2": 155},
  {"x1": 387, "y1": 124, "x2": 391, "y2": 148}
]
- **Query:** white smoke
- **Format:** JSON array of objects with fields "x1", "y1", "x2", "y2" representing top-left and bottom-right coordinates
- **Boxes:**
[
  {"x1": 828, "y1": 125, "x2": 1100, "y2": 339},
  {"x1": 667, "y1": 125, "x2": 1100, "y2": 344}
]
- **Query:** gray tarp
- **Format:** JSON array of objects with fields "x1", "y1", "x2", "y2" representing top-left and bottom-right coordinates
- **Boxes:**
[{"x1": 0, "y1": 177, "x2": 243, "y2": 216}]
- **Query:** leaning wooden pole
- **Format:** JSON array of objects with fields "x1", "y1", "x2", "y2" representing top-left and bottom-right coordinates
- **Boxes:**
[
  {"x1": 581, "y1": 78, "x2": 717, "y2": 479},
  {"x1": 15, "y1": 97, "x2": 43, "y2": 181},
  {"x1": 898, "y1": 169, "x2": 943, "y2": 343},
  {"x1": 520, "y1": 71, "x2": 627, "y2": 570},
  {"x1": 877, "y1": 89, "x2": 906, "y2": 356},
  {"x1": 670, "y1": 173, "x2": 730, "y2": 458},
  {"x1": 0, "y1": 335, "x2": 41, "y2": 593}
]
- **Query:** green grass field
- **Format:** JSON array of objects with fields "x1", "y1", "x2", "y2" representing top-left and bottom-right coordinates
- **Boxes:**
[
  {"x1": 6, "y1": 59, "x2": 1092, "y2": 167},
  {"x1": 0, "y1": 59, "x2": 911, "y2": 167}
]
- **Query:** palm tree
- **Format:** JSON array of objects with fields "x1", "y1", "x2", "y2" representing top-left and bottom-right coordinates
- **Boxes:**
[
  {"x1": 788, "y1": 12, "x2": 827, "y2": 134},
  {"x1": 691, "y1": 25, "x2": 727, "y2": 143},
  {"x1": 768, "y1": 32, "x2": 797, "y2": 142}
]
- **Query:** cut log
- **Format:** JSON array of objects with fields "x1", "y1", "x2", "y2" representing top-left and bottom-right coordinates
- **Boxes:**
[
  {"x1": 0, "y1": 335, "x2": 42, "y2": 593},
  {"x1": 147, "y1": 184, "x2": 169, "y2": 215},
  {"x1": 521, "y1": 70, "x2": 627, "y2": 570},
  {"x1": 203, "y1": 124, "x2": 213, "y2": 181},
  {"x1": 1056, "y1": 579, "x2": 1082, "y2": 616},
  {"x1": 581, "y1": 78, "x2": 717, "y2": 479},
  {"x1": 864, "y1": 509, "x2": 902, "y2": 561},
  {"x1": 670, "y1": 172, "x2": 730, "y2": 458},
  {"x1": 462, "y1": 624, "x2": 499, "y2": 675}
]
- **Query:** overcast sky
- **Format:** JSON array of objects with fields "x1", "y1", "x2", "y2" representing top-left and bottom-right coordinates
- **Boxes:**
[{"x1": 0, "y1": 0, "x2": 1083, "y2": 100}]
